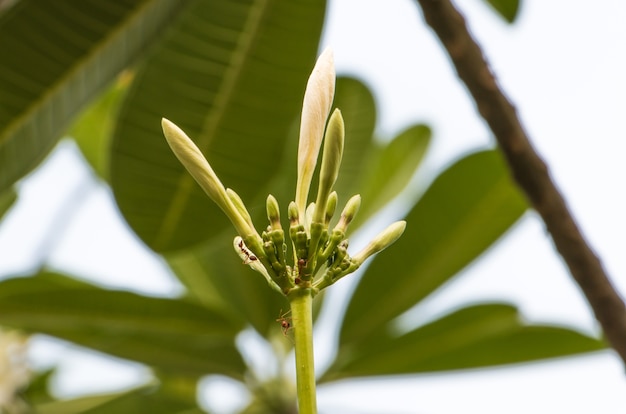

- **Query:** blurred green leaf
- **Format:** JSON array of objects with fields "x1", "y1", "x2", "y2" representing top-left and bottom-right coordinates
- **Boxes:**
[
  {"x1": 23, "y1": 368, "x2": 55, "y2": 406},
  {"x1": 482, "y1": 0, "x2": 520, "y2": 23},
  {"x1": 352, "y1": 124, "x2": 431, "y2": 230},
  {"x1": 0, "y1": 274, "x2": 247, "y2": 379},
  {"x1": 0, "y1": 0, "x2": 187, "y2": 193},
  {"x1": 110, "y1": 0, "x2": 327, "y2": 252},
  {"x1": 0, "y1": 187, "x2": 16, "y2": 220},
  {"x1": 322, "y1": 303, "x2": 605, "y2": 381},
  {"x1": 36, "y1": 385, "x2": 206, "y2": 414},
  {"x1": 340, "y1": 150, "x2": 528, "y2": 346},
  {"x1": 69, "y1": 73, "x2": 132, "y2": 179},
  {"x1": 0, "y1": 271, "x2": 101, "y2": 294},
  {"x1": 37, "y1": 392, "x2": 124, "y2": 414}
]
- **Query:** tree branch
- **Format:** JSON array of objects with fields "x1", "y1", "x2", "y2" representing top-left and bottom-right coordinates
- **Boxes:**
[{"x1": 416, "y1": 0, "x2": 626, "y2": 365}]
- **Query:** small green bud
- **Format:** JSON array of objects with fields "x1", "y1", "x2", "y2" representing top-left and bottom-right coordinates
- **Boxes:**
[
  {"x1": 312, "y1": 109, "x2": 344, "y2": 225},
  {"x1": 288, "y1": 201, "x2": 300, "y2": 225},
  {"x1": 325, "y1": 191, "x2": 338, "y2": 227},
  {"x1": 334, "y1": 194, "x2": 361, "y2": 234},
  {"x1": 266, "y1": 194, "x2": 282, "y2": 230},
  {"x1": 352, "y1": 221, "x2": 406, "y2": 265},
  {"x1": 269, "y1": 229, "x2": 287, "y2": 265},
  {"x1": 318, "y1": 228, "x2": 344, "y2": 264},
  {"x1": 307, "y1": 221, "x2": 325, "y2": 271},
  {"x1": 294, "y1": 228, "x2": 309, "y2": 261}
]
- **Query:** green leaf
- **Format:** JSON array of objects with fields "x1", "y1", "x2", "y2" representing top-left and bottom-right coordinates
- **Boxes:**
[
  {"x1": 0, "y1": 274, "x2": 247, "y2": 379},
  {"x1": 0, "y1": 0, "x2": 187, "y2": 193},
  {"x1": 110, "y1": 0, "x2": 327, "y2": 252},
  {"x1": 23, "y1": 369, "x2": 56, "y2": 406},
  {"x1": 69, "y1": 73, "x2": 132, "y2": 179},
  {"x1": 0, "y1": 271, "x2": 101, "y2": 294},
  {"x1": 36, "y1": 385, "x2": 205, "y2": 414},
  {"x1": 482, "y1": 0, "x2": 520, "y2": 23},
  {"x1": 0, "y1": 187, "x2": 17, "y2": 220},
  {"x1": 352, "y1": 124, "x2": 431, "y2": 230},
  {"x1": 322, "y1": 303, "x2": 605, "y2": 381},
  {"x1": 340, "y1": 150, "x2": 528, "y2": 346}
]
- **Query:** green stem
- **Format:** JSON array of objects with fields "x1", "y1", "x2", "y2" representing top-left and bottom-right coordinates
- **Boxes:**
[{"x1": 288, "y1": 288, "x2": 317, "y2": 414}]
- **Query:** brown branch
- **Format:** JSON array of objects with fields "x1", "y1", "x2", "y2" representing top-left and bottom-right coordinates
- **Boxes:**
[{"x1": 416, "y1": 0, "x2": 626, "y2": 365}]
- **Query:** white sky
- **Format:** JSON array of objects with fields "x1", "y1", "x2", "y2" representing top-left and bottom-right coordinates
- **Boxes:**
[{"x1": 0, "y1": 0, "x2": 625, "y2": 412}]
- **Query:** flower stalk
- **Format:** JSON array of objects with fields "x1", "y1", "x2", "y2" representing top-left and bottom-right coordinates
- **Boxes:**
[{"x1": 288, "y1": 289, "x2": 317, "y2": 414}]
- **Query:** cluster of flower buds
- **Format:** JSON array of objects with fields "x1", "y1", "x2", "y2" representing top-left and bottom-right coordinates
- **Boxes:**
[{"x1": 162, "y1": 48, "x2": 405, "y2": 296}]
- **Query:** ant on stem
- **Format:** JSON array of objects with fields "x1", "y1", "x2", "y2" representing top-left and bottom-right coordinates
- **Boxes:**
[{"x1": 276, "y1": 309, "x2": 293, "y2": 337}]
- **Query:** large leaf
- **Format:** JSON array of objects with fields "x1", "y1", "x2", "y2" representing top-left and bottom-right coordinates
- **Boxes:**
[
  {"x1": 340, "y1": 150, "x2": 528, "y2": 346},
  {"x1": 110, "y1": 0, "x2": 327, "y2": 252},
  {"x1": 36, "y1": 385, "x2": 205, "y2": 414},
  {"x1": 0, "y1": 273, "x2": 247, "y2": 379},
  {"x1": 352, "y1": 123, "x2": 431, "y2": 229},
  {"x1": 321, "y1": 303, "x2": 605, "y2": 381},
  {"x1": 0, "y1": 0, "x2": 187, "y2": 193},
  {"x1": 69, "y1": 73, "x2": 133, "y2": 179}
]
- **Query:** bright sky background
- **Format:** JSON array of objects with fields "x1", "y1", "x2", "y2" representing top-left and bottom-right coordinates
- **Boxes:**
[{"x1": 0, "y1": 0, "x2": 625, "y2": 412}]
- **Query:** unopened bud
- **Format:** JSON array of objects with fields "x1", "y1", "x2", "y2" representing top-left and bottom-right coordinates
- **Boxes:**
[
  {"x1": 162, "y1": 118, "x2": 228, "y2": 208},
  {"x1": 162, "y1": 118, "x2": 254, "y2": 238},
  {"x1": 325, "y1": 191, "x2": 338, "y2": 227},
  {"x1": 353, "y1": 221, "x2": 406, "y2": 265},
  {"x1": 334, "y1": 194, "x2": 361, "y2": 233},
  {"x1": 227, "y1": 188, "x2": 255, "y2": 231},
  {"x1": 266, "y1": 194, "x2": 281, "y2": 230},
  {"x1": 295, "y1": 47, "x2": 336, "y2": 220},
  {"x1": 288, "y1": 201, "x2": 299, "y2": 225},
  {"x1": 313, "y1": 109, "x2": 344, "y2": 224}
]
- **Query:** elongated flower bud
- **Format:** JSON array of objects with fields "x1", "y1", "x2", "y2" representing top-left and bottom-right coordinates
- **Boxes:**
[
  {"x1": 227, "y1": 188, "x2": 255, "y2": 231},
  {"x1": 313, "y1": 109, "x2": 344, "y2": 224},
  {"x1": 162, "y1": 118, "x2": 254, "y2": 238},
  {"x1": 352, "y1": 221, "x2": 406, "y2": 265},
  {"x1": 295, "y1": 47, "x2": 335, "y2": 221}
]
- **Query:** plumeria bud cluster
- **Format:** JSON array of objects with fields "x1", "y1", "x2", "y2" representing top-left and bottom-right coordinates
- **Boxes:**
[{"x1": 162, "y1": 47, "x2": 405, "y2": 296}]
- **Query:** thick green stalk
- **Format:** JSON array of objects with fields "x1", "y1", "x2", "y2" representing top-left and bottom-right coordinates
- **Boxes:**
[{"x1": 288, "y1": 288, "x2": 317, "y2": 414}]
